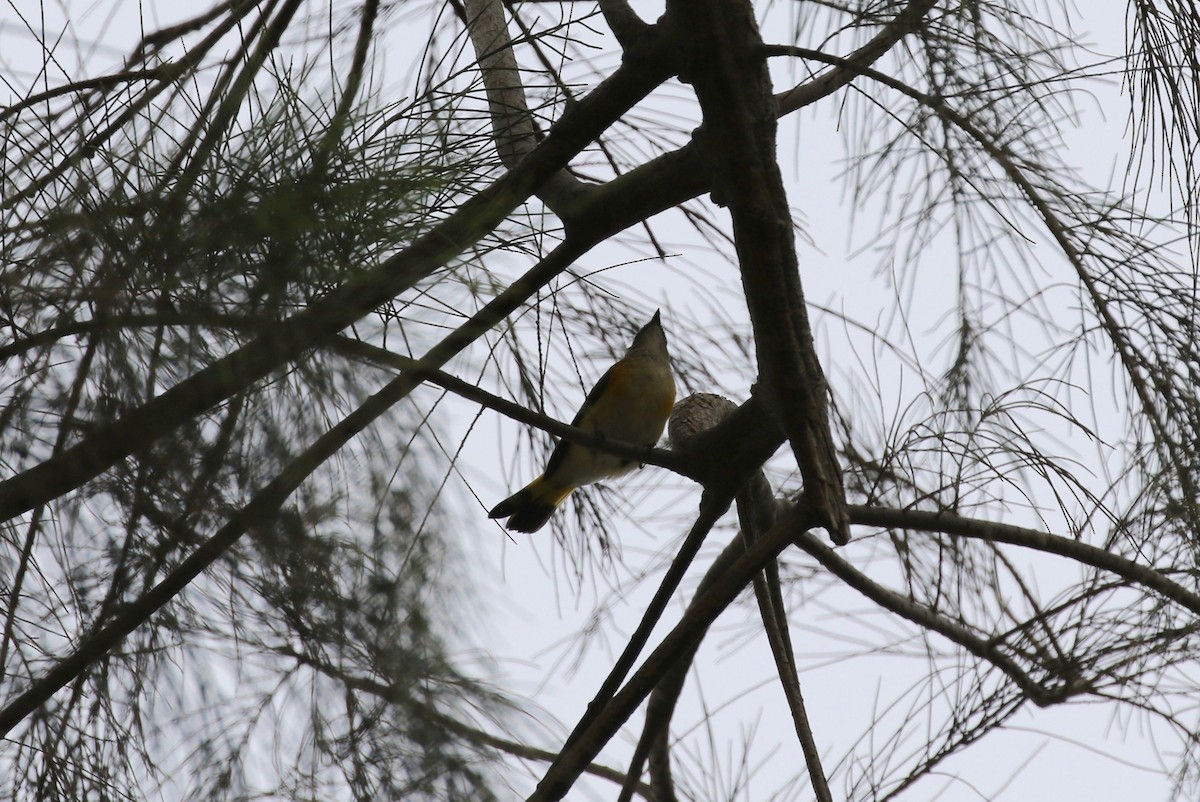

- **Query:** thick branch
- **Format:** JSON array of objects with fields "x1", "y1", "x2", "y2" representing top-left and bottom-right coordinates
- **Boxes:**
[
  {"x1": 597, "y1": 0, "x2": 648, "y2": 46},
  {"x1": 668, "y1": 0, "x2": 849, "y2": 543}
]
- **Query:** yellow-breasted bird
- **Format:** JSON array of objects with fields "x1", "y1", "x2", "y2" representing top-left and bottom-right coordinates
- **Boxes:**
[{"x1": 489, "y1": 310, "x2": 675, "y2": 533}]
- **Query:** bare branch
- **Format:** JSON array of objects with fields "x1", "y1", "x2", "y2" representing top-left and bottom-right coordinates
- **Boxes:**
[
  {"x1": 775, "y1": 0, "x2": 937, "y2": 116},
  {"x1": 463, "y1": 0, "x2": 586, "y2": 213},
  {"x1": 528, "y1": 503, "x2": 821, "y2": 801},
  {"x1": 597, "y1": 0, "x2": 648, "y2": 46},
  {"x1": 791, "y1": 526, "x2": 1073, "y2": 706},
  {"x1": 849, "y1": 505, "x2": 1200, "y2": 618},
  {"x1": 670, "y1": 0, "x2": 850, "y2": 543}
]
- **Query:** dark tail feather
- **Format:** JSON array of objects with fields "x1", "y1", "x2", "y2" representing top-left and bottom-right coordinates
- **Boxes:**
[
  {"x1": 487, "y1": 487, "x2": 530, "y2": 520},
  {"x1": 488, "y1": 481, "x2": 562, "y2": 533}
]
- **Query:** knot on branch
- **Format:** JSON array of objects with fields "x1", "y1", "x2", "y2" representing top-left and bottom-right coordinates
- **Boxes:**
[{"x1": 668, "y1": 392, "x2": 737, "y2": 447}]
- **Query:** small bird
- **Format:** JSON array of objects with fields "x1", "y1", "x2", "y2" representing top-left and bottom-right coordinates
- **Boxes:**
[{"x1": 489, "y1": 310, "x2": 676, "y2": 532}]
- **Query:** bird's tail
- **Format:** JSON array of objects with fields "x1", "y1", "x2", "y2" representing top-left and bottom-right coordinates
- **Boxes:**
[{"x1": 488, "y1": 476, "x2": 574, "y2": 533}]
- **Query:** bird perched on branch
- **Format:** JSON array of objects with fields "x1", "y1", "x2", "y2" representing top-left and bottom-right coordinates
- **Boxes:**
[{"x1": 489, "y1": 311, "x2": 676, "y2": 533}]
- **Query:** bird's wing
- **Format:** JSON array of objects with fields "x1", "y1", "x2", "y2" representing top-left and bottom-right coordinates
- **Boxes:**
[{"x1": 543, "y1": 363, "x2": 618, "y2": 478}]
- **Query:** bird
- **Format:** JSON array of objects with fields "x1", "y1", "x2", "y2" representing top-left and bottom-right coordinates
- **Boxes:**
[{"x1": 489, "y1": 310, "x2": 676, "y2": 533}]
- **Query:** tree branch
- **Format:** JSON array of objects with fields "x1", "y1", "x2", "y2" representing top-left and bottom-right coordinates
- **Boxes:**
[
  {"x1": 774, "y1": 0, "x2": 937, "y2": 115},
  {"x1": 558, "y1": 486, "x2": 735, "y2": 751},
  {"x1": 464, "y1": 0, "x2": 586, "y2": 214},
  {"x1": 0, "y1": 222, "x2": 633, "y2": 734},
  {"x1": 749, "y1": 523, "x2": 833, "y2": 801},
  {"x1": 528, "y1": 502, "x2": 821, "y2": 801},
  {"x1": 849, "y1": 504, "x2": 1200, "y2": 617},
  {"x1": 619, "y1": 393, "x2": 831, "y2": 802},
  {"x1": 790, "y1": 526, "x2": 1073, "y2": 707},
  {"x1": 2, "y1": 3, "x2": 931, "y2": 525},
  {"x1": 669, "y1": 0, "x2": 850, "y2": 543},
  {"x1": 597, "y1": 0, "x2": 648, "y2": 47},
  {"x1": 330, "y1": 336, "x2": 691, "y2": 478}
]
